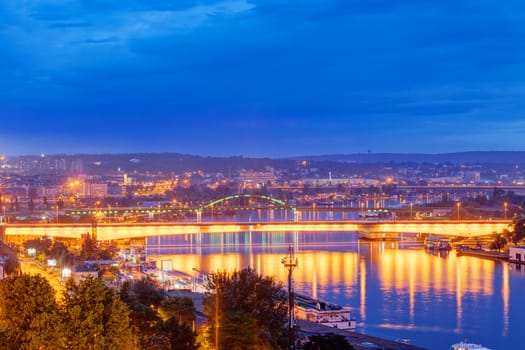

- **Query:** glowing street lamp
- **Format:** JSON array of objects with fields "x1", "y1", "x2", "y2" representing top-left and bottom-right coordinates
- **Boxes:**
[
  {"x1": 456, "y1": 202, "x2": 461, "y2": 221},
  {"x1": 504, "y1": 202, "x2": 508, "y2": 220},
  {"x1": 410, "y1": 203, "x2": 413, "y2": 220}
]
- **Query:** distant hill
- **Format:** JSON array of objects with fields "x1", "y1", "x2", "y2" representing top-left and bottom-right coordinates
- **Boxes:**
[
  {"x1": 65, "y1": 153, "x2": 295, "y2": 174},
  {"x1": 287, "y1": 151, "x2": 525, "y2": 164},
  {"x1": 9, "y1": 151, "x2": 525, "y2": 176}
]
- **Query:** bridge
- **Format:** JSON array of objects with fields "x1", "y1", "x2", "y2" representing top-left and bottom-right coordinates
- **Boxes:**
[
  {"x1": 1, "y1": 219, "x2": 509, "y2": 242},
  {"x1": 0, "y1": 194, "x2": 512, "y2": 242}
]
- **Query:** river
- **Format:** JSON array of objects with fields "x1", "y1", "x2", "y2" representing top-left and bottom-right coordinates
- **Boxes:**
[{"x1": 145, "y1": 231, "x2": 525, "y2": 350}]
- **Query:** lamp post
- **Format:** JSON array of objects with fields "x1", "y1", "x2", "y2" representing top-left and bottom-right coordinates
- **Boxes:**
[
  {"x1": 504, "y1": 202, "x2": 508, "y2": 220},
  {"x1": 456, "y1": 202, "x2": 461, "y2": 221},
  {"x1": 215, "y1": 281, "x2": 220, "y2": 350},
  {"x1": 410, "y1": 203, "x2": 413, "y2": 220},
  {"x1": 281, "y1": 246, "x2": 298, "y2": 350}
]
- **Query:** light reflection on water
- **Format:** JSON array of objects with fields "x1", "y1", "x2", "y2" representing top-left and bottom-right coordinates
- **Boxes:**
[{"x1": 146, "y1": 231, "x2": 525, "y2": 350}]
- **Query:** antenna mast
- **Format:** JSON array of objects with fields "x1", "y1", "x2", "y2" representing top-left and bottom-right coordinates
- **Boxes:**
[{"x1": 281, "y1": 246, "x2": 298, "y2": 350}]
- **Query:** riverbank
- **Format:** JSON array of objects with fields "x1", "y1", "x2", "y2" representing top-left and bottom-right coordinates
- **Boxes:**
[
  {"x1": 170, "y1": 290, "x2": 426, "y2": 349},
  {"x1": 296, "y1": 319, "x2": 426, "y2": 350}
]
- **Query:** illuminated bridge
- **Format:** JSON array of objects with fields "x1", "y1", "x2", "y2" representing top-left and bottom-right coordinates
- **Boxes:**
[{"x1": 1, "y1": 220, "x2": 509, "y2": 242}]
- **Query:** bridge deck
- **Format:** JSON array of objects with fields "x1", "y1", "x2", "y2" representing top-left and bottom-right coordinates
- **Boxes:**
[{"x1": 1, "y1": 220, "x2": 509, "y2": 241}]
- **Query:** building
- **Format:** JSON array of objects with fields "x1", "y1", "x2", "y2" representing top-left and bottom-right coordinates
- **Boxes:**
[
  {"x1": 72, "y1": 264, "x2": 99, "y2": 283},
  {"x1": 509, "y1": 246, "x2": 525, "y2": 264},
  {"x1": 237, "y1": 170, "x2": 276, "y2": 187}
]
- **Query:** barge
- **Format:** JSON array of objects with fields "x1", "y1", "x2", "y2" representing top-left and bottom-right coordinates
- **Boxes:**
[{"x1": 294, "y1": 294, "x2": 357, "y2": 330}]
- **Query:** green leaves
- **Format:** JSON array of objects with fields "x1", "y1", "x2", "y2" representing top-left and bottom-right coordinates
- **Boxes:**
[
  {"x1": 0, "y1": 274, "x2": 62, "y2": 350},
  {"x1": 203, "y1": 267, "x2": 288, "y2": 349},
  {"x1": 0, "y1": 275, "x2": 133, "y2": 350}
]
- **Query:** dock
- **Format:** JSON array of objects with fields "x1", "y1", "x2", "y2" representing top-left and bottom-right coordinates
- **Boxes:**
[
  {"x1": 296, "y1": 319, "x2": 427, "y2": 350},
  {"x1": 455, "y1": 246, "x2": 508, "y2": 261}
]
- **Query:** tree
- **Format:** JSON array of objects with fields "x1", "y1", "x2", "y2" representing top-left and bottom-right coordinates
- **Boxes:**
[
  {"x1": 121, "y1": 277, "x2": 165, "y2": 308},
  {"x1": 23, "y1": 237, "x2": 52, "y2": 255},
  {"x1": 302, "y1": 334, "x2": 355, "y2": 350},
  {"x1": 80, "y1": 233, "x2": 99, "y2": 260},
  {"x1": 0, "y1": 274, "x2": 64, "y2": 349},
  {"x1": 126, "y1": 302, "x2": 165, "y2": 349},
  {"x1": 163, "y1": 317, "x2": 199, "y2": 350},
  {"x1": 508, "y1": 216, "x2": 525, "y2": 245},
  {"x1": 159, "y1": 296, "x2": 196, "y2": 326},
  {"x1": 2, "y1": 258, "x2": 20, "y2": 277},
  {"x1": 61, "y1": 277, "x2": 133, "y2": 350},
  {"x1": 121, "y1": 278, "x2": 167, "y2": 349},
  {"x1": 489, "y1": 234, "x2": 507, "y2": 252},
  {"x1": 203, "y1": 267, "x2": 288, "y2": 349},
  {"x1": 48, "y1": 240, "x2": 75, "y2": 267},
  {"x1": 219, "y1": 310, "x2": 266, "y2": 350}
]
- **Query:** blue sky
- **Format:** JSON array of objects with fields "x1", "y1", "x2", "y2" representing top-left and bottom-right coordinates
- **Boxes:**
[{"x1": 1, "y1": 0, "x2": 524, "y2": 157}]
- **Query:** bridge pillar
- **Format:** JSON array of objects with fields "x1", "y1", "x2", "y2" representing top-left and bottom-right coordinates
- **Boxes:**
[
  {"x1": 293, "y1": 210, "x2": 300, "y2": 222},
  {"x1": 196, "y1": 210, "x2": 202, "y2": 223},
  {"x1": 91, "y1": 220, "x2": 97, "y2": 240}
]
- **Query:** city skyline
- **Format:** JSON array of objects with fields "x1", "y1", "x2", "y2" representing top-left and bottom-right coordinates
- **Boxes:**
[{"x1": 1, "y1": 1, "x2": 524, "y2": 157}]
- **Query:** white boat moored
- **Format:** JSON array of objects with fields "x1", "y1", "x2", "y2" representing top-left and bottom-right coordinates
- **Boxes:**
[{"x1": 451, "y1": 341, "x2": 492, "y2": 350}]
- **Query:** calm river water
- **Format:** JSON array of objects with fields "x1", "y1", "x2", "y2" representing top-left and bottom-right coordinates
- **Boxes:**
[{"x1": 145, "y1": 231, "x2": 525, "y2": 350}]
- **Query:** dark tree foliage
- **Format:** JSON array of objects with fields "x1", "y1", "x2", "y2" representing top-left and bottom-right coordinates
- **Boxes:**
[
  {"x1": 126, "y1": 302, "x2": 165, "y2": 349},
  {"x1": 508, "y1": 216, "x2": 525, "y2": 244},
  {"x1": 121, "y1": 278, "x2": 166, "y2": 349},
  {"x1": 0, "y1": 274, "x2": 63, "y2": 350},
  {"x1": 160, "y1": 296, "x2": 196, "y2": 326},
  {"x1": 203, "y1": 267, "x2": 288, "y2": 349},
  {"x1": 302, "y1": 334, "x2": 355, "y2": 350},
  {"x1": 219, "y1": 310, "x2": 266, "y2": 350},
  {"x1": 23, "y1": 237, "x2": 52, "y2": 255},
  {"x1": 48, "y1": 240, "x2": 75, "y2": 267},
  {"x1": 121, "y1": 277, "x2": 165, "y2": 307},
  {"x1": 163, "y1": 317, "x2": 199, "y2": 350},
  {"x1": 2, "y1": 258, "x2": 20, "y2": 277},
  {"x1": 80, "y1": 234, "x2": 100, "y2": 260},
  {"x1": 489, "y1": 234, "x2": 507, "y2": 252},
  {"x1": 80, "y1": 234, "x2": 116, "y2": 261}
]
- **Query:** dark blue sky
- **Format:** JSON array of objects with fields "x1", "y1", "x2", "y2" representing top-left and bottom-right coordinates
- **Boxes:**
[{"x1": 1, "y1": 1, "x2": 524, "y2": 157}]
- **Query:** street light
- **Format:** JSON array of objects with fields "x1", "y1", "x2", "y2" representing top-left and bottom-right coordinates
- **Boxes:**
[
  {"x1": 281, "y1": 246, "x2": 298, "y2": 350},
  {"x1": 504, "y1": 202, "x2": 508, "y2": 220},
  {"x1": 410, "y1": 203, "x2": 413, "y2": 220},
  {"x1": 215, "y1": 281, "x2": 220, "y2": 350},
  {"x1": 456, "y1": 202, "x2": 461, "y2": 221}
]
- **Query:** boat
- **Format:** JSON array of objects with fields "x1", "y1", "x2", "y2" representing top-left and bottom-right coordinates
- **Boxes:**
[
  {"x1": 451, "y1": 340, "x2": 492, "y2": 350},
  {"x1": 356, "y1": 231, "x2": 400, "y2": 241},
  {"x1": 294, "y1": 294, "x2": 357, "y2": 330},
  {"x1": 456, "y1": 245, "x2": 508, "y2": 261},
  {"x1": 424, "y1": 237, "x2": 452, "y2": 251}
]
